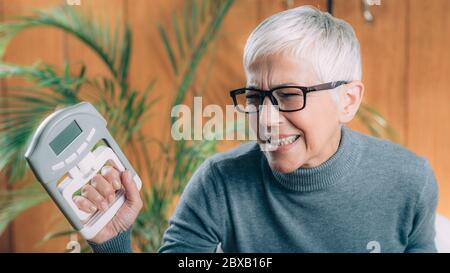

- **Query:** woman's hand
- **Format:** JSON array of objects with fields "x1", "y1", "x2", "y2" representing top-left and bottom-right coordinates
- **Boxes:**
[{"x1": 72, "y1": 166, "x2": 143, "y2": 244}]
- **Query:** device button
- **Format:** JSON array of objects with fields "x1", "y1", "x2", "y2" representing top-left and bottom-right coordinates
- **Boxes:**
[
  {"x1": 78, "y1": 152, "x2": 95, "y2": 176},
  {"x1": 87, "y1": 128, "x2": 96, "y2": 142},
  {"x1": 51, "y1": 162, "x2": 65, "y2": 171},
  {"x1": 68, "y1": 166, "x2": 83, "y2": 179},
  {"x1": 65, "y1": 153, "x2": 77, "y2": 164},
  {"x1": 77, "y1": 142, "x2": 88, "y2": 155}
]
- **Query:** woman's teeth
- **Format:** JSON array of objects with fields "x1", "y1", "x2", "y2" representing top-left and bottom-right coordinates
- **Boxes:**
[{"x1": 268, "y1": 135, "x2": 300, "y2": 146}]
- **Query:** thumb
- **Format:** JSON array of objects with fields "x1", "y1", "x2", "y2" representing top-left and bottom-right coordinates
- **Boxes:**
[{"x1": 121, "y1": 170, "x2": 141, "y2": 206}]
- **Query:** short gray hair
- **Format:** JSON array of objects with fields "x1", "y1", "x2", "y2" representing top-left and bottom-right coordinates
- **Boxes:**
[{"x1": 243, "y1": 5, "x2": 362, "y2": 83}]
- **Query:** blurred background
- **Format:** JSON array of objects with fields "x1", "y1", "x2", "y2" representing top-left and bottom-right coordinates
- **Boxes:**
[{"x1": 0, "y1": 0, "x2": 449, "y2": 252}]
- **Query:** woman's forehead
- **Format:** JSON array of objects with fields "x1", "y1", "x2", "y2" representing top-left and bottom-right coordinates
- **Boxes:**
[{"x1": 246, "y1": 54, "x2": 318, "y2": 87}]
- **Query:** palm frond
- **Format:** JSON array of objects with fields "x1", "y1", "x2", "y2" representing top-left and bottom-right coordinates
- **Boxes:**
[
  {"x1": 158, "y1": 24, "x2": 178, "y2": 75},
  {"x1": 0, "y1": 5, "x2": 131, "y2": 89},
  {"x1": 0, "y1": 183, "x2": 49, "y2": 234},
  {"x1": 171, "y1": 0, "x2": 234, "y2": 113},
  {"x1": 134, "y1": 183, "x2": 171, "y2": 252},
  {"x1": 0, "y1": 62, "x2": 84, "y2": 100},
  {"x1": 0, "y1": 63, "x2": 85, "y2": 181},
  {"x1": 39, "y1": 226, "x2": 92, "y2": 253},
  {"x1": 357, "y1": 103, "x2": 399, "y2": 141},
  {"x1": 157, "y1": 0, "x2": 234, "y2": 120},
  {"x1": 0, "y1": 5, "x2": 158, "y2": 245}
]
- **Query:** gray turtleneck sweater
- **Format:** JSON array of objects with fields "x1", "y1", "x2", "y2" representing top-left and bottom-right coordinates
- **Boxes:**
[{"x1": 89, "y1": 126, "x2": 438, "y2": 253}]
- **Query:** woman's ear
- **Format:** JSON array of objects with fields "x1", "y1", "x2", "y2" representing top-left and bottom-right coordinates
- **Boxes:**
[{"x1": 338, "y1": 81, "x2": 364, "y2": 124}]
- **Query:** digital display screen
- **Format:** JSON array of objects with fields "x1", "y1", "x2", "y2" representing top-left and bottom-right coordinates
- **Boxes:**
[{"x1": 49, "y1": 120, "x2": 82, "y2": 155}]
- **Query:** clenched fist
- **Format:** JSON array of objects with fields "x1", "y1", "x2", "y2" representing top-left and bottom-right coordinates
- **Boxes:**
[{"x1": 72, "y1": 166, "x2": 143, "y2": 244}]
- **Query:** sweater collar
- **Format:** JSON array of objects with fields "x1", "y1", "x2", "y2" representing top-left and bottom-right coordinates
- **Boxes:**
[{"x1": 268, "y1": 126, "x2": 362, "y2": 192}]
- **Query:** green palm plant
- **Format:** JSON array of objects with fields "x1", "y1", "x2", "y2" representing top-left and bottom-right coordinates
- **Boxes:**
[
  {"x1": 0, "y1": 3, "x2": 159, "y2": 172},
  {"x1": 0, "y1": 5, "x2": 156, "y2": 237},
  {"x1": 357, "y1": 103, "x2": 398, "y2": 141},
  {"x1": 0, "y1": 0, "x2": 236, "y2": 252}
]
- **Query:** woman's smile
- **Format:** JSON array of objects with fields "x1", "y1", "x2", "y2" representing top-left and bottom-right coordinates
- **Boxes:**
[{"x1": 261, "y1": 134, "x2": 302, "y2": 152}]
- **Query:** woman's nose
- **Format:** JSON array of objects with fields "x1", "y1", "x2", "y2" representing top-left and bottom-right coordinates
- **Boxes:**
[{"x1": 259, "y1": 97, "x2": 281, "y2": 132}]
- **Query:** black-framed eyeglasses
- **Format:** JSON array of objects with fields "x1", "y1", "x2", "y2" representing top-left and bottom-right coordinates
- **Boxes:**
[{"x1": 229, "y1": 81, "x2": 348, "y2": 113}]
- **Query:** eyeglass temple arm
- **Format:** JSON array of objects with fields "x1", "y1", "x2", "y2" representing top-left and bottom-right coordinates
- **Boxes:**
[{"x1": 307, "y1": 81, "x2": 349, "y2": 91}]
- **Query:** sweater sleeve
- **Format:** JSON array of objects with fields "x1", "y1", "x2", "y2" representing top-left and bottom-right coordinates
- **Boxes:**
[
  {"x1": 158, "y1": 159, "x2": 225, "y2": 253},
  {"x1": 405, "y1": 160, "x2": 439, "y2": 253},
  {"x1": 88, "y1": 227, "x2": 133, "y2": 253}
]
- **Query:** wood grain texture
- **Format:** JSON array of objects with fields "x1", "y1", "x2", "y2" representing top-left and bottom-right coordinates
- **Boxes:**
[
  {"x1": 407, "y1": 0, "x2": 450, "y2": 219},
  {"x1": 334, "y1": 0, "x2": 408, "y2": 144}
]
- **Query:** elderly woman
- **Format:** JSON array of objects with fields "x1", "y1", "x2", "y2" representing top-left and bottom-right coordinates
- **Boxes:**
[{"x1": 80, "y1": 6, "x2": 438, "y2": 253}]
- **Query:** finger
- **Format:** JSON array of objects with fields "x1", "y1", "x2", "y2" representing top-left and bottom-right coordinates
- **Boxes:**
[
  {"x1": 121, "y1": 170, "x2": 141, "y2": 207},
  {"x1": 91, "y1": 174, "x2": 116, "y2": 204},
  {"x1": 81, "y1": 184, "x2": 109, "y2": 211},
  {"x1": 73, "y1": 195, "x2": 97, "y2": 213},
  {"x1": 101, "y1": 165, "x2": 122, "y2": 190}
]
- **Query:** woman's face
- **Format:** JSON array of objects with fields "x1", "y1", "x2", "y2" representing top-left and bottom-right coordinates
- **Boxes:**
[{"x1": 247, "y1": 53, "x2": 343, "y2": 173}]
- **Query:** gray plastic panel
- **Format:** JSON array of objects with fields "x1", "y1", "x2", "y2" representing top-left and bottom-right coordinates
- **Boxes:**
[{"x1": 25, "y1": 102, "x2": 139, "y2": 230}]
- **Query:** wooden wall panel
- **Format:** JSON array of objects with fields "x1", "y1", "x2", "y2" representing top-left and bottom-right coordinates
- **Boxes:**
[
  {"x1": 334, "y1": 0, "x2": 408, "y2": 143},
  {"x1": 0, "y1": 0, "x2": 449, "y2": 252},
  {"x1": 125, "y1": 0, "x2": 183, "y2": 186},
  {"x1": 65, "y1": 0, "x2": 128, "y2": 78},
  {"x1": 108, "y1": 0, "x2": 200, "y2": 192},
  {"x1": 407, "y1": 0, "x2": 450, "y2": 218}
]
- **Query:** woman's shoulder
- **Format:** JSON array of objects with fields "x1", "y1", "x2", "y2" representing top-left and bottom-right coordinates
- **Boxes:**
[
  {"x1": 350, "y1": 128, "x2": 436, "y2": 191},
  {"x1": 349, "y1": 128, "x2": 425, "y2": 166}
]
